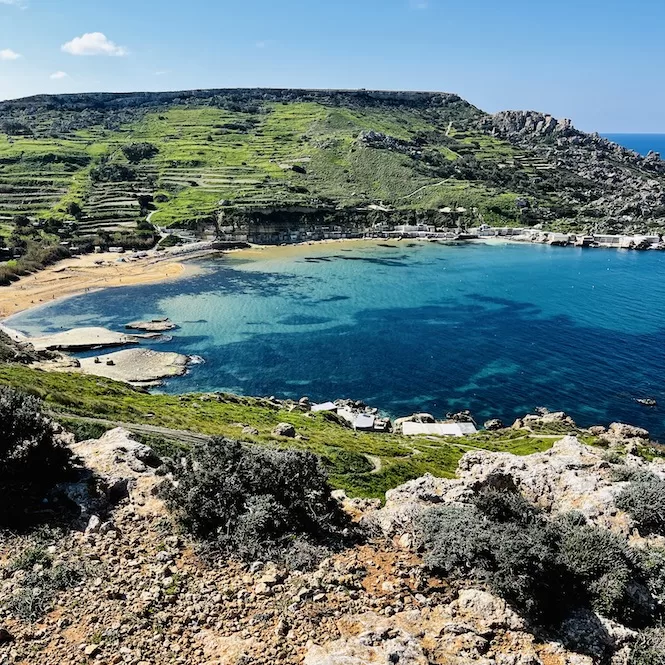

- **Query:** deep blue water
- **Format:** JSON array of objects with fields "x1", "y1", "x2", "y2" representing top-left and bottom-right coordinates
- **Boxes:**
[
  {"x1": 7, "y1": 241, "x2": 665, "y2": 439},
  {"x1": 603, "y1": 133, "x2": 665, "y2": 156}
]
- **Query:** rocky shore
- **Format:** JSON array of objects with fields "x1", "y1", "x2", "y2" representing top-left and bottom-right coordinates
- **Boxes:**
[{"x1": 0, "y1": 323, "x2": 192, "y2": 387}]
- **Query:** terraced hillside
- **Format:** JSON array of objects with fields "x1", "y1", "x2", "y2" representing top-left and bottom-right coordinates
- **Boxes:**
[{"x1": 1, "y1": 88, "x2": 664, "y2": 248}]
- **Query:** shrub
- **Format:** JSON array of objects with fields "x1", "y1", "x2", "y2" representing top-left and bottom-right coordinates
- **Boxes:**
[
  {"x1": 5, "y1": 559, "x2": 88, "y2": 621},
  {"x1": 90, "y1": 163, "x2": 136, "y2": 183},
  {"x1": 0, "y1": 387, "x2": 73, "y2": 526},
  {"x1": 629, "y1": 628, "x2": 665, "y2": 665},
  {"x1": 556, "y1": 515, "x2": 653, "y2": 624},
  {"x1": 639, "y1": 547, "x2": 665, "y2": 610},
  {"x1": 162, "y1": 437, "x2": 353, "y2": 566},
  {"x1": 616, "y1": 479, "x2": 665, "y2": 535},
  {"x1": 417, "y1": 487, "x2": 659, "y2": 626},
  {"x1": 417, "y1": 502, "x2": 569, "y2": 623},
  {"x1": 121, "y1": 142, "x2": 159, "y2": 164}
]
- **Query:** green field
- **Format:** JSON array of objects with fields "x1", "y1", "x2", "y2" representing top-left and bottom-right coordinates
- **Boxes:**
[{"x1": 0, "y1": 365, "x2": 577, "y2": 499}]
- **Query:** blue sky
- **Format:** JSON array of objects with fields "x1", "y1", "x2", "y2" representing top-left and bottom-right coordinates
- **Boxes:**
[{"x1": 0, "y1": 0, "x2": 663, "y2": 132}]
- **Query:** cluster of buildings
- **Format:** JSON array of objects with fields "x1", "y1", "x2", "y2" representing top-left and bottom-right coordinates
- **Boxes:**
[{"x1": 310, "y1": 400, "x2": 479, "y2": 437}]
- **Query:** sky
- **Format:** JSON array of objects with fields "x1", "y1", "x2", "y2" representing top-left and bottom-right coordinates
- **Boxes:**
[{"x1": 0, "y1": 0, "x2": 663, "y2": 132}]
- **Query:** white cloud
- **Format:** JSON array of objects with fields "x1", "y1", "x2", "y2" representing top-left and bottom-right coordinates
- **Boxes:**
[
  {"x1": 409, "y1": 0, "x2": 429, "y2": 8},
  {"x1": 0, "y1": 48, "x2": 21, "y2": 61},
  {"x1": 0, "y1": 0, "x2": 28, "y2": 8},
  {"x1": 50, "y1": 71, "x2": 68, "y2": 80},
  {"x1": 62, "y1": 32, "x2": 128, "y2": 57},
  {"x1": 154, "y1": 70, "x2": 169, "y2": 76}
]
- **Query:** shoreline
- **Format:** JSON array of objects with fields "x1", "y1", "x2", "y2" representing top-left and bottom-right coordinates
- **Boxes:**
[
  {"x1": 0, "y1": 232, "x2": 647, "y2": 323},
  {"x1": 0, "y1": 245, "x2": 219, "y2": 322}
]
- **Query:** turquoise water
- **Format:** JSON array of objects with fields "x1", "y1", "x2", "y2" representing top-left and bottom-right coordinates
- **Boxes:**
[
  {"x1": 7, "y1": 241, "x2": 665, "y2": 438},
  {"x1": 603, "y1": 133, "x2": 665, "y2": 156}
]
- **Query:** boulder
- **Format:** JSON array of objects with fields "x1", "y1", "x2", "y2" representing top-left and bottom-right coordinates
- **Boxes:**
[
  {"x1": 272, "y1": 422, "x2": 296, "y2": 438},
  {"x1": 67, "y1": 428, "x2": 165, "y2": 517},
  {"x1": 484, "y1": 418, "x2": 504, "y2": 431}
]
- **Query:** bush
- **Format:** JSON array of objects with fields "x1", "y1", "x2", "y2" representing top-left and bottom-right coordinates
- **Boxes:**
[
  {"x1": 121, "y1": 142, "x2": 158, "y2": 164},
  {"x1": 556, "y1": 515, "x2": 653, "y2": 624},
  {"x1": 5, "y1": 559, "x2": 88, "y2": 621},
  {"x1": 162, "y1": 437, "x2": 353, "y2": 566},
  {"x1": 629, "y1": 628, "x2": 665, "y2": 665},
  {"x1": 0, "y1": 387, "x2": 73, "y2": 526},
  {"x1": 416, "y1": 487, "x2": 659, "y2": 626},
  {"x1": 90, "y1": 163, "x2": 136, "y2": 183},
  {"x1": 616, "y1": 479, "x2": 665, "y2": 535}
]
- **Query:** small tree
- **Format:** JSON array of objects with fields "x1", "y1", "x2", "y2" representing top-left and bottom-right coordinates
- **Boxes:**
[{"x1": 65, "y1": 201, "x2": 82, "y2": 219}]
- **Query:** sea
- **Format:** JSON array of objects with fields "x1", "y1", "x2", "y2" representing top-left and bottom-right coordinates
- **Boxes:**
[
  {"x1": 603, "y1": 133, "x2": 665, "y2": 156},
  {"x1": 7, "y1": 239, "x2": 665, "y2": 440},
  {"x1": 6, "y1": 133, "x2": 665, "y2": 438}
]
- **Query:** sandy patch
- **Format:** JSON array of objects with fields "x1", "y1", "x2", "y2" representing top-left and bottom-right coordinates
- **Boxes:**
[{"x1": 0, "y1": 250, "x2": 204, "y2": 320}]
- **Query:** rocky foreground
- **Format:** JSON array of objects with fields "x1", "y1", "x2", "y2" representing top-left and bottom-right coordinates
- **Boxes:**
[{"x1": 0, "y1": 420, "x2": 663, "y2": 665}]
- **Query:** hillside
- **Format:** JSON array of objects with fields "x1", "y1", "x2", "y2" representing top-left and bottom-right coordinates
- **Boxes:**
[
  {"x1": 1, "y1": 386, "x2": 665, "y2": 665},
  {"x1": 1, "y1": 88, "x2": 664, "y2": 256}
]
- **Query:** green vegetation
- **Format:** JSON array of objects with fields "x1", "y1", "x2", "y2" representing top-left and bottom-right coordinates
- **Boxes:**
[
  {"x1": 416, "y1": 488, "x2": 663, "y2": 629},
  {"x1": 162, "y1": 437, "x2": 352, "y2": 565},
  {"x1": 1, "y1": 87, "x2": 662, "y2": 270},
  {"x1": 629, "y1": 629, "x2": 665, "y2": 665},
  {"x1": 0, "y1": 365, "x2": 564, "y2": 498},
  {"x1": 0, "y1": 386, "x2": 73, "y2": 526},
  {"x1": 0, "y1": 88, "x2": 581, "y2": 245},
  {"x1": 616, "y1": 476, "x2": 665, "y2": 535},
  {"x1": 3, "y1": 543, "x2": 90, "y2": 621}
]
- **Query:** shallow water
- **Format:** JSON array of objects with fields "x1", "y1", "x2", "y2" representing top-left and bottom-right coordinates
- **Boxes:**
[{"x1": 8, "y1": 240, "x2": 665, "y2": 439}]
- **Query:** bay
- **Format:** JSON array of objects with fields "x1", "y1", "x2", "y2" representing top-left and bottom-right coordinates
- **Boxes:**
[{"x1": 8, "y1": 240, "x2": 665, "y2": 439}]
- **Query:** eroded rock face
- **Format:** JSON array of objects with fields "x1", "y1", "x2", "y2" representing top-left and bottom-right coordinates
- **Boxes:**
[
  {"x1": 65, "y1": 427, "x2": 165, "y2": 517},
  {"x1": 479, "y1": 110, "x2": 665, "y2": 233},
  {"x1": 369, "y1": 436, "x2": 665, "y2": 539}
]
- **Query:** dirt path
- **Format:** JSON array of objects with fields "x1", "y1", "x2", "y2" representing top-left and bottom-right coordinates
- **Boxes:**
[
  {"x1": 399, "y1": 178, "x2": 451, "y2": 201},
  {"x1": 364, "y1": 454, "x2": 383, "y2": 474},
  {"x1": 54, "y1": 412, "x2": 212, "y2": 447}
]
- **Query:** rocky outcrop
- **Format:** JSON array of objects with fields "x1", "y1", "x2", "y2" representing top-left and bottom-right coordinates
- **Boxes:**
[
  {"x1": 76, "y1": 348, "x2": 190, "y2": 386},
  {"x1": 488, "y1": 110, "x2": 575, "y2": 139},
  {"x1": 304, "y1": 590, "x2": 593, "y2": 665},
  {"x1": 29, "y1": 326, "x2": 152, "y2": 351},
  {"x1": 125, "y1": 318, "x2": 178, "y2": 332},
  {"x1": 480, "y1": 110, "x2": 665, "y2": 233},
  {"x1": 0, "y1": 328, "x2": 55, "y2": 364},
  {"x1": 64, "y1": 427, "x2": 165, "y2": 518},
  {"x1": 369, "y1": 435, "x2": 665, "y2": 539}
]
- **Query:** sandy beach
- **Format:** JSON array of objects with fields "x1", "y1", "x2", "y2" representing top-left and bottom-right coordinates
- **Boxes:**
[
  {"x1": 0, "y1": 237, "x2": 514, "y2": 321},
  {"x1": 0, "y1": 249, "x2": 209, "y2": 320}
]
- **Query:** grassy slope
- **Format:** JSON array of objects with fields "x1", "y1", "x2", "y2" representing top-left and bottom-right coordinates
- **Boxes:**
[
  {"x1": 0, "y1": 365, "x2": 567, "y2": 498},
  {"x1": 0, "y1": 98, "x2": 531, "y2": 231}
]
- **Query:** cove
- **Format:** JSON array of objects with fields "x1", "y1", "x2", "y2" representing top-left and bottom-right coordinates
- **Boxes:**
[{"x1": 8, "y1": 240, "x2": 665, "y2": 440}]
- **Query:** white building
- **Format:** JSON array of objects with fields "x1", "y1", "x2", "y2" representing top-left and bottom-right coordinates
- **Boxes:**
[{"x1": 402, "y1": 422, "x2": 478, "y2": 437}]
